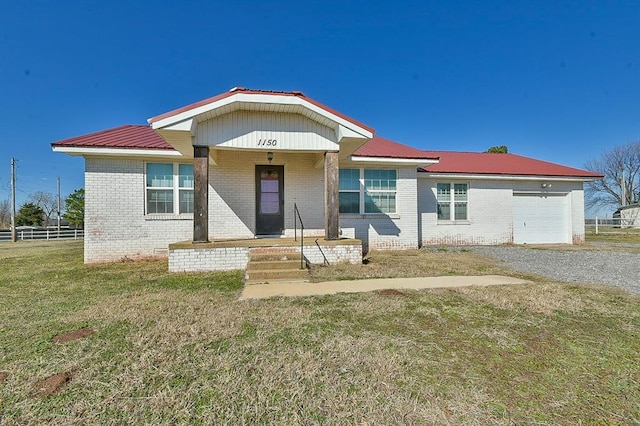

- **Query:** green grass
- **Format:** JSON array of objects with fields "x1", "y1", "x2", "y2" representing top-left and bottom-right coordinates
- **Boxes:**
[
  {"x1": 586, "y1": 229, "x2": 640, "y2": 244},
  {"x1": 1, "y1": 240, "x2": 639, "y2": 424}
]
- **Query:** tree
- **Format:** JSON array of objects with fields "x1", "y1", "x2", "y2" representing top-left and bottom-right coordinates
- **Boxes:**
[
  {"x1": 584, "y1": 141, "x2": 640, "y2": 210},
  {"x1": 63, "y1": 188, "x2": 84, "y2": 228},
  {"x1": 0, "y1": 199, "x2": 10, "y2": 228},
  {"x1": 486, "y1": 145, "x2": 508, "y2": 154},
  {"x1": 15, "y1": 202, "x2": 45, "y2": 227},
  {"x1": 28, "y1": 191, "x2": 58, "y2": 226}
]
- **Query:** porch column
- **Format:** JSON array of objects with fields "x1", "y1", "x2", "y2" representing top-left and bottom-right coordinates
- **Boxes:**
[
  {"x1": 193, "y1": 145, "x2": 209, "y2": 243},
  {"x1": 324, "y1": 151, "x2": 339, "y2": 240}
]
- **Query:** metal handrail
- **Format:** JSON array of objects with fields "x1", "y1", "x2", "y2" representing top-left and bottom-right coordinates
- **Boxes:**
[
  {"x1": 315, "y1": 239, "x2": 330, "y2": 266},
  {"x1": 293, "y1": 203, "x2": 305, "y2": 270}
]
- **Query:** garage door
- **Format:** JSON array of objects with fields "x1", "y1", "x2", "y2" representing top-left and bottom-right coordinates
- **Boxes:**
[{"x1": 513, "y1": 194, "x2": 569, "y2": 244}]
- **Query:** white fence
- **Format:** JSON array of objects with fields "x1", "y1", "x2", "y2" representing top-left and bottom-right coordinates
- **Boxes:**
[
  {"x1": 0, "y1": 228, "x2": 84, "y2": 242},
  {"x1": 585, "y1": 217, "x2": 640, "y2": 234}
]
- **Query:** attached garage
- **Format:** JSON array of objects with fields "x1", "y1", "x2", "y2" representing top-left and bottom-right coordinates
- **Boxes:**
[{"x1": 513, "y1": 193, "x2": 570, "y2": 244}]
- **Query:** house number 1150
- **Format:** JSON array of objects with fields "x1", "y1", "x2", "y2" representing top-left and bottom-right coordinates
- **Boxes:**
[{"x1": 257, "y1": 139, "x2": 277, "y2": 147}]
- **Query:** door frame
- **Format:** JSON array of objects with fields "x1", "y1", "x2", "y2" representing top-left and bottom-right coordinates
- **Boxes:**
[{"x1": 255, "y1": 165, "x2": 285, "y2": 235}]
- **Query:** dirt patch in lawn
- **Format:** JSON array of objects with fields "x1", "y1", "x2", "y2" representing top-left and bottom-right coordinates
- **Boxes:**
[
  {"x1": 0, "y1": 371, "x2": 9, "y2": 384},
  {"x1": 33, "y1": 371, "x2": 72, "y2": 397},
  {"x1": 52, "y1": 327, "x2": 94, "y2": 344},
  {"x1": 379, "y1": 289, "x2": 409, "y2": 297}
]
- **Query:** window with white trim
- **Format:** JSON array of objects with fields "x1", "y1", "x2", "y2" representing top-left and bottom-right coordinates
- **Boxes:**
[
  {"x1": 437, "y1": 182, "x2": 468, "y2": 221},
  {"x1": 146, "y1": 163, "x2": 194, "y2": 214},
  {"x1": 339, "y1": 168, "x2": 397, "y2": 214}
]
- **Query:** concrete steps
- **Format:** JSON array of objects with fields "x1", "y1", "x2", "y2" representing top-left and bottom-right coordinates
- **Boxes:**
[{"x1": 245, "y1": 251, "x2": 309, "y2": 284}]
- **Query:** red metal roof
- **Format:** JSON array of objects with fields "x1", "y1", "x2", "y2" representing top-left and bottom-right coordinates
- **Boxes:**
[
  {"x1": 50, "y1": 116, "x2": 602, "y2": 180},
  {"x1": 51, "y1": 125, "x2": 173, "y2": 150},
  {"x1": 419, "y1": 150, "x2": 603, "y2": 178},
  {"x1": 147, "y1": 87, "x2": 375, "y2": 134},
  {"x1": 353, "y1": 136, "x2": 439, "y2": 159}
]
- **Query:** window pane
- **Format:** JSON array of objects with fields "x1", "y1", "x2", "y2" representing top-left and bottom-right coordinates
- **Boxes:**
[
  {"x1": 365, "y1": 192, "x2": 396, "y2": 213},
  {"x1": 179, "y1": 190, "x2": 194, "y2": 214},
  {"x1": 454, "y1": 183, "x2": 467, "y2": 201},
  {"x1": 147, "y1": 189, "x2": 173, "y2": 214},
  {"x1": 146, "y1": 163, "x2": 173, "y2": 187},
  {"x1": 437, "y1": 183, "x2": 450, "y2": 201},
  {"x1": 339, "y1": 192, "x2": 359, "y2": 213},
  {"x1": 437, "y1": 202, "x2": 450, "y2": 220},
  {"x1": 339, "y1": 169, "x2": 360, "y2": 191},
  {"x1": 364, "y1": 169, "x2": 396, "y2": 191},
  {"x1": 179, "y1": 164, "x2": 194, "y2": 188},
  {"x1": 261, "y1": 180, "x2": 279, "y2": 192},
  {"x1": 454, "y1": 202, "x2": 467, "y2": 220},
  {"x1": 261, "y1": 191, "x2": 280, "y2": 214}
]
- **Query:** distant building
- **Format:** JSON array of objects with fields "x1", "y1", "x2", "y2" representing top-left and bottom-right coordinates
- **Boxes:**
[{"x1": 614, "y1": 204, "x2": 640, "y2": 228}]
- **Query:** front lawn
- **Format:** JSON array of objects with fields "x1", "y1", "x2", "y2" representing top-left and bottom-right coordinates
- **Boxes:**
[{"x1": 1, "y1": 241, "x2": 639, "y2": 424}]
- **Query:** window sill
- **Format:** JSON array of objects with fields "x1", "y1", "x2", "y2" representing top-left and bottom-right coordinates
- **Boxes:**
[
  {"x1": 145, "y1": 213, "x2": 194, "y2": 221},
  {"x1": 437, "y1": 220, "x2": 471, "y2": 225},
  {"x1": 340, "y1": 213, "x2": 401, "y2": 220}
]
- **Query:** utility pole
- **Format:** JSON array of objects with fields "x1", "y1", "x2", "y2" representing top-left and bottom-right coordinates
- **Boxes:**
[
  {"x1": 57, "y1": 177, "x2": 61, "y2": 236},
  {"x1": 11, "y1": 158, "x2": 16, "y2": 242},
  {"x1": 621, "y1": 170, "x2": 627, "y2": 207}
]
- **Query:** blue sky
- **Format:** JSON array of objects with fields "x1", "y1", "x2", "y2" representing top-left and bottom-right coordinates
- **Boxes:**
[{"x1": 1, "y1": 0, "x2": 638, "y2": 216}]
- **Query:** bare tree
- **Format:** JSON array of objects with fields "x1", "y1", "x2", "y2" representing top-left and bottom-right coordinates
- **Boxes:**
[
  {"x1": 28, "y1": 191, "x2": 58, "y2": 226},
  {"x1": 584, "y1": 141, "x2": 640, "y2": 210},
  {"x1": 0, "y1": 199, "x2": 10, "y2": 228}
]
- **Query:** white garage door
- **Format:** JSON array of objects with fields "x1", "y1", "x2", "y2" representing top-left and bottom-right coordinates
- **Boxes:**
[{"x1": 513, "y1": 194, "x2": 569, "y2": 244}]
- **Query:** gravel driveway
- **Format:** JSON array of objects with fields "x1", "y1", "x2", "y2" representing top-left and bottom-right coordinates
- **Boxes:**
[{"x1": 470, "y1": 245, "x2": 640, "y2": 294}]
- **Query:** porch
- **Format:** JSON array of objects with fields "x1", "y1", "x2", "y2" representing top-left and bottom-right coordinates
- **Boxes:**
[{"x1": 168, "y1": 236, "x2": 363, "y2": 273}]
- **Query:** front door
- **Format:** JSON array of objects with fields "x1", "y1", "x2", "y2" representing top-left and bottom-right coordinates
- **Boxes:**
[{"x1": 255, "y1": 165, "x2": 284, "y2": 235}]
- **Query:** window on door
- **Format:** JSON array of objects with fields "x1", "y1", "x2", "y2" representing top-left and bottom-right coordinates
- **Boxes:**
[{"x1": 260, "y1": 169, "x2": 280, "y2": 214}]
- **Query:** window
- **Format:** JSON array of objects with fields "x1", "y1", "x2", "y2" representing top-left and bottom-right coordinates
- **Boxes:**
[
  {"x1": 339, "y1": 168, "x2": 397, "y2": 214},
  {"x1": 339, "y1": 169, "x2": 360, "y2": 213},
  {"x1": 146, "y1": 163, "x2": 194, "y2": 214},
  {"x1": 437, "y1": 183, "x2": 468, "y2": 221}
]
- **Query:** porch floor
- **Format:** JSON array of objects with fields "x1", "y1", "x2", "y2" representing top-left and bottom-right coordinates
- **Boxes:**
[{"x1": 169, "y1": 237, "x2": 362, "y2": 250}]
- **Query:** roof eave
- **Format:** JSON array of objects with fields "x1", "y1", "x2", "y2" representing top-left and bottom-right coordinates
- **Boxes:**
[
  {"x1": 52, "y1": 145, "x2": 182, "y2": 157},
  {"x1": 348, "y1": 156, "x2": 439, "y2": 165},
  {"x1": 418, "y1": 171, "x2": 601, "y2": 182}
]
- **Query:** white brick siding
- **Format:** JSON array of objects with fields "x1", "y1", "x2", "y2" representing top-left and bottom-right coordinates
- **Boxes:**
[
  {"x1": 84, "y1": 151, "x2": 328, "y2": 263},
  {"x1": 83, "y1": 154, "x2": 589, "y2": 265},
  {"x1": 340, "y1": 166, "x2": 418, "y2": 252},
  {"x1": 209, "y1": 150, "x2": 325, "y2": 238},
  {"x1": 418, "y1": 177, "x2": 585, "y2": 245},
  {"x1": 168, "y1": 243, "x2": 361, "y2": 272},
  {"x1": 169, "y1": 246, "x2": 250, "y2": 272},
  {"x1": 84, "y1": 157, "x2": 192, "y2": 263},
  {"x1": 570, "y1": 185, "x2": 586, "y2": 243}
]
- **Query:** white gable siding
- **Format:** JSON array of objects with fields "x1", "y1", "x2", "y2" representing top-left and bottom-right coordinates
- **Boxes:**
[
  {"x1": 196, "y1": 111, "x2": 339, "y2": 151},
  {"x1": 340, "y1": 166, "x2": 418, "y2": 252}
]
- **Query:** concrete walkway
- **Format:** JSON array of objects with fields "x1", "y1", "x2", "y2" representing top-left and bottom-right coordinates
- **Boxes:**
[{"x1": 240, "y1": 275, "x2": 531, "y2": 300}]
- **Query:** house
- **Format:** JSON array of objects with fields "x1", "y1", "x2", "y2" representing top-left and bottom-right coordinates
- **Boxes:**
[
  {"x1": 52, "y1": 87, "x2": 602, "y2": 271},
  {"x1": 614, "y1": 204, "x2": 640, "y2": 228}
]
